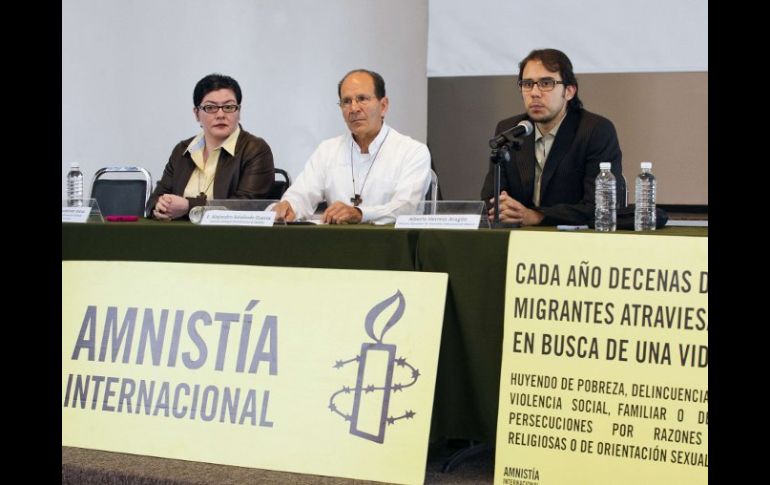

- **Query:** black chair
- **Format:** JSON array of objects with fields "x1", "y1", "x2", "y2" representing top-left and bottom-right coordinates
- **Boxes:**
[
  {"x1": 90, "y1": 166, "x2": 153, "y2": 217},
  {"x1": 264, "y1": 168, "x2": 291, "y2": 199}
]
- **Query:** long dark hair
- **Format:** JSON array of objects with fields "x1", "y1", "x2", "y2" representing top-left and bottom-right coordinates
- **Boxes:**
[{"x1": 518, "y1": 49, "x2": 583, "y2": 110}]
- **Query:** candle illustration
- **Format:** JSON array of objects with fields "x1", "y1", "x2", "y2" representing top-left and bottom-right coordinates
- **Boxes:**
[{"x1": 329, "y1": 290, "x2": 420, "y2": 443}]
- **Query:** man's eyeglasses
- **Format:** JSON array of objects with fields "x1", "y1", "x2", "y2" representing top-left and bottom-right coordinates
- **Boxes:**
[
  {"x1": 198, "y1": 104, "x2": 240, "y2": 114},
  {"x1": 338, "y1": 94, "x2": 375, "y2": 108},
  {"x1": 518, "y1": 78, "x2": 565, "y2": 92}
]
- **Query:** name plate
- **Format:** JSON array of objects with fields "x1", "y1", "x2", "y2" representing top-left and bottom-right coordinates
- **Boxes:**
[
  {"x1": 395, "y1": 214, "x2": 480, "y2": 230},
  {"x1": 62, "y1": 207, "x2": 91, "y2": 223},
  {"x1": 201, "y1": 210, "x2": 276, "y2": 226}
]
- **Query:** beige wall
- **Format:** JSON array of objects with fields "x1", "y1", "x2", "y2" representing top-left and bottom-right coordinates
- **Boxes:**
[{"x1": 428, "y1": 72, "x2": 707, "y2": 205}]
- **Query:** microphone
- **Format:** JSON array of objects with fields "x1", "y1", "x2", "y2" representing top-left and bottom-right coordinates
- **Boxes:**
[{"x1": 489, "y1": 120, "x2": 534, "y2": 149}]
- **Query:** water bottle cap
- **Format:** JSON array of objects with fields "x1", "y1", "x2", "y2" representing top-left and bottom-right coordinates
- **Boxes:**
[
  {"x1": 599, "y1": 162, "x2": 611, "y2": 169},
  {"x1": 640, "y1": 161, "x2": 652, "y2": 169},
  {"x1": 69, "y1": 162, "x2": 80, "y2": 169}
]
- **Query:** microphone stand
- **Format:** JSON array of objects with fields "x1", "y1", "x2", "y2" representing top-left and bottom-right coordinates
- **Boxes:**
[{"x1": 489, "y1": 134, "x2": 525, "y2": 228}]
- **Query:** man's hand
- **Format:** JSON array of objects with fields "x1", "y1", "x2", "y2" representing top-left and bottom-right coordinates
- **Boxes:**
[
  {"x1": 487, "y1": 191, "x2": 544, "y2": 226},
  {"x1": 154, "y1": 194, "x2": 189, "y2": 220},
  {"x1": 272, "y1": 200, "x2": 296, "y2": 222},
  {"x1": 322, "y1": 201, "x2": 363, "y2": 224}
]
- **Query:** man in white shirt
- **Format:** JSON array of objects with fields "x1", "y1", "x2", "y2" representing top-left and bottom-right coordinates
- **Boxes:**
[{"x1": 273, "y1": 69, "x2": 431, "y2": 224}]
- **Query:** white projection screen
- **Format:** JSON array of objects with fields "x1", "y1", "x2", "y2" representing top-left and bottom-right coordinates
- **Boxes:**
[
  {"x1": 62, "y1": 0, "x2": 428, "y2": 200},
  {"x1": 428, "y1": 0, "x2": 707, "y2": 76}
]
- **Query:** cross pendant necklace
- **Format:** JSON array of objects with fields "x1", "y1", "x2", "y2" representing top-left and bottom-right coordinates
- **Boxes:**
[{"x1": 350, "y1": 129, "x2": 390, "y2": 207}]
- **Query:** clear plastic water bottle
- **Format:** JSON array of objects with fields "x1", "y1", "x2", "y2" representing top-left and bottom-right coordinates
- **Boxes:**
[
  {"x1": 634, "y1": 161, "x2": 656, "y2": 231},
  {"x1": 594, "y1": 162, "x2": 616, "y2": 232},
  {"x1": 66, "y1": 162, "x2": 84, "y2": 207}
]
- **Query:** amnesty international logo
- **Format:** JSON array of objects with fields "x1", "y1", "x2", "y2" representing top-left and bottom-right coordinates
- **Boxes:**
[{"x1": 328, "y1": 290, "x2": 420, "y2": 443}]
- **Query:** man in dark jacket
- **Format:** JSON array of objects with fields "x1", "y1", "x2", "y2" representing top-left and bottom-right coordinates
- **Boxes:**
[{"x1": 481, "y1": 48, "x2": 623, "y2": 226}]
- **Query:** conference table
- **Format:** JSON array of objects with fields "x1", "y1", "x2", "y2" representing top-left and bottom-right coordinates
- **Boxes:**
[{"x1": 62, "y1": 221, "x2": 706, "y2": 444}]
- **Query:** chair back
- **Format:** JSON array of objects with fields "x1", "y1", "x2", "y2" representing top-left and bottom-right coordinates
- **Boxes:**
[
  {"x1": 265, "y1": 168, "x2": 291, "y2": 199},
  {"x1": 426, "y1": 169, "x2": 439, "y2": 201},
  {"x1": 91, "y1": 166, "x2": 153, "y2": 217}
]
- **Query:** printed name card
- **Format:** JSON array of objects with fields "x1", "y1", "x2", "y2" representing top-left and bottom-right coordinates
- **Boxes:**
[
  {"x1": 395, "y1": 214, "x2": 480, "y2": 230},
  {"x1": 201, "y1": 210, "x2": 276, "y2": 227},
  {"x1": 62, "y1": 207, "x2": 91, "y2": 223}
]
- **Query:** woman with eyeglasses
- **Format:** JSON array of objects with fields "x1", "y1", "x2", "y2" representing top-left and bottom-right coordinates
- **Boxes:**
[{"x1": 147, "y1": 73, "x2": 274, "y2": 220}]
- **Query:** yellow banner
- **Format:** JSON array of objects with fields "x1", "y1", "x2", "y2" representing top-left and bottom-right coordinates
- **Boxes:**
[
  {"x1": 494, "y1": 232, "x2": 707, "y2": 485},
  {"x1": 62, "y1": 261, "x2": 448, "y2": 485}
]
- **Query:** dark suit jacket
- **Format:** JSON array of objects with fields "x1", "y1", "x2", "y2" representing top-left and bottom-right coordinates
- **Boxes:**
[
  {"x1": 146, "y1": 126, "x2": 274, "y2": 218},
  {"x1": 480, "y1": 109, "x2": 623, "y2": 225}
]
